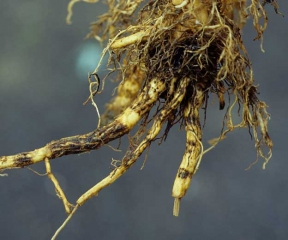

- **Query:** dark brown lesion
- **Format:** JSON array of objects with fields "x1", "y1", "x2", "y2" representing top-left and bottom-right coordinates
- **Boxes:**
[
  {"x1": 177, "y1": 168, "x2": 193, "y2": 179},
  {"x1": 14, "y1": 154, "x2": 34, "y2": 167},
  {"x1": 0, "y1": 153, "x2": 34, "y2": 169},
  {"x1": 48, "y1": 121, "x2": 128, "y2": 159},
  {"x1": 0, "y1": 121, "x2": 129, "y2": 169}
]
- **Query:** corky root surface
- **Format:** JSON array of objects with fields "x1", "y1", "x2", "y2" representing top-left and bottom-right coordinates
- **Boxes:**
[{"x1": 0, "y1": 0, "x2": 282, "y2": 237}]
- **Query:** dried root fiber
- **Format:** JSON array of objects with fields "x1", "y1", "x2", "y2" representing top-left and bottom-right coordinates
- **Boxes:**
[{"x1": 0, "y1": 0, "x2": 282, "y2": 238}]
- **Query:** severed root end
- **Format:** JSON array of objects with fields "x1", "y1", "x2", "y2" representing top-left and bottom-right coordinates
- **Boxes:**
[{"x1": 173, "y1": 198, "x2": 181, "y2": 217}]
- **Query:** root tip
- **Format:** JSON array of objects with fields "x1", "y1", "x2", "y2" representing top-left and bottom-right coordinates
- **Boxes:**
[{"x1": 173, "y1": 198, "x2": 181, "y2": 217}]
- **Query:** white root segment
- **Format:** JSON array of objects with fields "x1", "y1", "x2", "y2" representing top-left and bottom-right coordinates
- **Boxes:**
[{"x1": 172, "y1": 85, "x2": 205, "y2": 216}]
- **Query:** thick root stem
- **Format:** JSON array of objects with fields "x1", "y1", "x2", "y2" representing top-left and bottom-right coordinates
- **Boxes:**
[
  {"x1": 0, "y1": 78, "x2": 165, "y2": 170},
  {"x1": 172, "y1": 84, "x2": 205, "y2": 216}
]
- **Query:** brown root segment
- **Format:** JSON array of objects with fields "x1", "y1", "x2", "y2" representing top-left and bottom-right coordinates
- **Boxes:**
[
  {"x1": 172, "y1": 84, "x2": 205, "y2": 216},
  {"x1": 0, "y1": 78, "x2": 165, "y2": 170}
]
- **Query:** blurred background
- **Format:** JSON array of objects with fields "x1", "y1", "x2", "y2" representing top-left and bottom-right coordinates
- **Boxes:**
[{"x1": 0, "y1": 1, "x2": 287, "y2": 239}]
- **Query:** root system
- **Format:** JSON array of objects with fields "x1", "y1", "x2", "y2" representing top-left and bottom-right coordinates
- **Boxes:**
[{"x1": 0, "y1": 0, "x2": 282, "y2": 238}]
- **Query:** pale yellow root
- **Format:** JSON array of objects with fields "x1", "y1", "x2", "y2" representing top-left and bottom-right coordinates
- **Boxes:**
[
  {"x1": 172, "y1": 85, "x2": 205, "y2": 216},
  {"x1": 101, "y1": 64, "x2": 145, "y2": 125},
  {"x1": 66, "y1": 0, "x2": 99, "y2": 24},
  {"x1": 45, "y1": 158, "x2": 73, "y2": 214}
]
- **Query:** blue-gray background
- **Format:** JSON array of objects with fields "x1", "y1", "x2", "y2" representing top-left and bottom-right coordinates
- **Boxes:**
[{"x1": 0, "y1": 1, "x2": 287, "y2": 239}]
